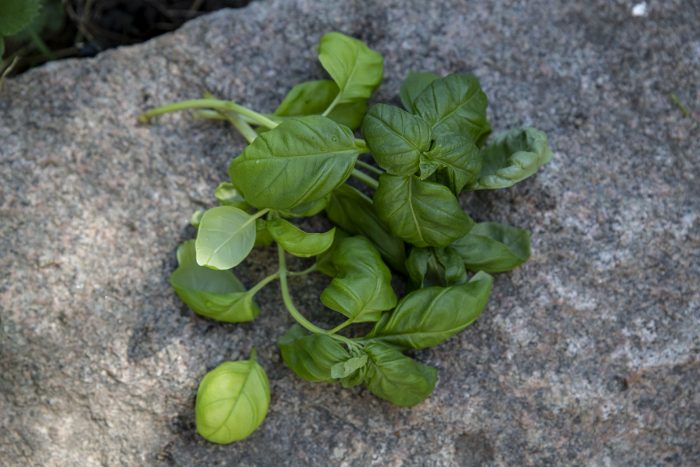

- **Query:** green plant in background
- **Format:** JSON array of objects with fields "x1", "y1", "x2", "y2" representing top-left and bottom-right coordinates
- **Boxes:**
[{"x1": 139, "y1": 31, "x2": 552, "y2": 444}]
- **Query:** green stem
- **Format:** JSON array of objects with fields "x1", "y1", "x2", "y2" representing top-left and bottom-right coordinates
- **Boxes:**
[
  {"x1": 248, "y1": 272, "x2": 280, "y2": 295},
  {"x1": 322, "y1": 94, "x2": 341, "y2": 117},
  {"x1": 351, "y1": 169, "x2": 379, "y2": 190},
  {"x1": 355, "y1": 159, "x2": 383, "y2": 176},
  {"x1": 328, "y1": 319, "x2": 354, "y2": 334},
  {"x1": 220, "y1": 112, "x2": 259, "y2": 143},
  {"x1": 252, "y1": 208, "x2": 270, "y2": 220},
  {"x1": 277, "y1": 245, "x2": 329, "y2": 335},
  {"x1": 288, "y1": 263, "x2": 318, "y2": 277},
  {"x1": 138, "y1": 98, "x2": 278, "y2": 129}
]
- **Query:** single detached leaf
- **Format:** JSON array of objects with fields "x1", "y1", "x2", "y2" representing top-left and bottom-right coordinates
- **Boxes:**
[
  {"x1": 320, "y1": 236, "x2": 397, "y2": 323},
  {"x1": 369, "y1": 272, "x2": 493, "y2": 350},
  {"x1": 278, "y1": 325, "x2": 353, "y2": 382},
  {"x1": 274, "y1": 79, "x2": 367, "y2": 129},
  {"x1": 413, "y1": 73, "x2": 491, "y2": 142},
  {"x1": 373, "y1": 174, "x2": 473, "y2": 248},
  {"x1": 474, "y1": 128, "x2": 552, "y2": 190},
  {"x1": 318, "y1": 32, "x2": 384, "y2": 104},
  {"x1": 405, "y1": 246, "x2": 467, "y2": 288},
  {"x1": 451, "y1": 222, "x2": 531, "y2": 272},
  {"x1": 400, "y1": 71, "x2": 440, "y2": 112},
  {"x1": 215, "y1": 182, "x2": 250, "y2": 210},
  {"x1": 326, "y1": 184, "x2": 406, "y2": 272},
  {"x1": 0, "y1": 0, "x2": 41, "y2": 36},
  {"x1": 229, "y1": 116, "x2": 361, "y2": 210},
  {"x1": 195, "y1": 206, "x2": 257, "y2": 270},
  {"x1": 170, "y1": 241, "x2": 260, "y2": 322},
  {"x1": 267, "y1": 217, "x2": 335, "y2": 257},
  {"x1": 420, "y1": 133, "x2": 481, "y2": 193},
  {"x1": 363, "y1": 342, "x2": 437, "y2": 407},
  {"x1": 195, "y1": 356, "x2": 270, "y2": 444},
  {"x1": 361, "y1": 103, "x2": 431, "y2": 175}
]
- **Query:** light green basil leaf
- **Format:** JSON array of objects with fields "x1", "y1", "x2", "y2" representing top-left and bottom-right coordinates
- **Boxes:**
[
  {"x1": 363, "y1": 342, "x2": 437, "y2": 407},
  {"x1": 267, "y1": 217, "x2": 335, "y2": 257},
  {"x1": 195, "y1": 355, "x2": 270, "y2": 444},
  {"x1": 318, "y1": 32, "x2": 383, "y2": 104},
  {"x1": 170, "y1": 241, "x2": 260, "y2": 322},
  {"x1": 405, "y1": 246, "x2": 467, "y2": 288},
  {"x1": 369, "y1": 272, "x2": 493, "y2": 350},
  {"x1": 399, "y1": 71, "x2": 440, "y2": 112},
  {"x1": 229, "y1": 116, "x2": 361, "y2": 210},
  {"x1": 325, "y1": 184, "x2": 406, "y2": 272},
  {"x1": 190, "y1": 209, "x2": 205, "y2": 228},
  {"x1": 320, "y1": 236, "x2": 397, "y2": 323},
  {"x1": 195, "y1": 206, "x2": 257, "y2": 270},
  {"x1": 373, "y1": 174, "x2": 474, "y2": 248},
  {"x1": 278, "y1": 325, "x2": 352, "y2": 382},
  {"x1": 254, "y1": 219, "x2": 274, "y2": 247},
  {"x1": 330, "y1": 354, "x2": 368, "y2": 379},
  {"x1": 274, "y1": 79, "x2": 367, "y2": 129},
  {"x1": 474, "y1": 128, "x2": 553, "y2": 190},
  {"x1": 215, "y1": 182, "x2": 250, "y2": 210},
  {"x1": 413, "y1": 73, "x2": 491, "y2": 142},
  {"x1": 361, "y1": 103, "x2": 431, "y2": 175},
  {"x1": 451, "y1": 222, "x2": 531, "y2": 272},
  {"x1": 420, "y1": 133, "x2": 481, "y2": 193}
]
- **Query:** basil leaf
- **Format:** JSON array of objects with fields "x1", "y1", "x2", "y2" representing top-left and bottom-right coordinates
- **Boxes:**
[
  {"x1": 451, "y1": 222, "x2": 531, "y2": 272},
  {"x1": 326, "y1": 184, "x2": 406, "y2": 272},
  {"x1": 318, "y1": 32, "x2": 384, "y2": 104},
  {"x1": 0, "y1": 0, "x2": 41, "y2": 37},
  {"x1": 267, "y1": 217, "x2": 335, "y2": 257},
  {"x1": 195, "y1": 356, "x2": 270, "y2": 444},
  {"x1": 274, "y1": 79, "x2": 366, "y2": 129},
  {"x1": 215, "y1": 182, "x2": 250, "y2": 210},
  {"x1": 363, "y1": 342, "x2": 437, "y2": 407},
  {"x1": 277, "y1": 194, "x2": 329, "y2": 218},
  {"x1": 170, "y1": 241, "x2": 260, "y2": 322},
  {"x1": 373, "y1": 174, "x2": 474, "y2": 248},
  {"x1": 369, "y1": 272, "x2": 492, "y2": 349},
  {"x1": 474, "y1": 128, "x2": 553, "y2": 190},
  {"x1": 254, "y1": 219, "x2": 273, "y2": 247},
  {"x1": 420, "y1": 133, "x2": 481, "y2": 193},
  {"x1": 190, "y1": 209, "x2": 204, "y2": 228},
  {"x1": 278, "y1": 325, "x2": 352, "y2": 382},
  {"x1": 315, "y1": 228, "x2": 349, "y2": 276},
  {"x1": 195, "y1": 206, "x2": 257, "y2": 270},
  {"x1": 413, "y1": 73, "x2": 491, "y2": 142},
  {"x1": 361, "y1": 103, "x2": 431, "y2": 175},
  {"x1": 330, "y1": 354, "x2": 368, "y2": 379},
  {"x1": 405, "y1": 246, "x2": 467, "y2": 288},
  {"x1": 229, "y1": 116, "x2": 361, "y2": 210},
  {"x1": 320, "y1": 236, "x2": 397, "y2": 323},
  {"x1": 399, "y1": 71, "x2": 439, "y2": 112}
]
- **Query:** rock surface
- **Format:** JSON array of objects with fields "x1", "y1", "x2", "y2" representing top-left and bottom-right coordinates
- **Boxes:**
[{"x1": 1, "y1": 0, "x2": 698, "y2": 465}]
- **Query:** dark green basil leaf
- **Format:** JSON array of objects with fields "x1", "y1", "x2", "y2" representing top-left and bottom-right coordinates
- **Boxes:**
[
  {"x1": 420, "y1": 133, "x2": 481, "y2": 193},
  {"x1": 361, "y1": 103, "x2": 431, "y2": 175},
  {"x1": 399, "y1": 71, "x2": 439, "y2": 112},
  {"x1": 405, "y1": 246, "x2": 467, "y2": 288},
  {"x1": 363, "y1": 342, "x2": 437, "y2": 407},
  {"x1": 267, "y1": 217, "x2": 335, "y2": 258},
  {"x1": 254, "y1": 219, "x2": 274, "y2": 247},
  {"x1": 413, "y1": 73, "x2": 490, "y2": 142},
  {"x1": 215, "y1": 182, "x2": 250, "y2": 210},
  {"x1": 229, "y1": 116, "x2": 361, "y2": 210},
  {"x1": 195, "y1": 206, "x2": 257, "y2": 270},
  {"x1": 274, "y1": 79, "x2": 367, "y2": 130},
  {"x1": 373, "y1": 174, "x2": 473, "y2": 248},
  {"x1": 325, "y1": 184, "x2": 406, "y2": 272},
  {"x1": 451, "y1": 222, "x2": 531, "y2": 272},
  {"x1": 318, "y1": 32, "x2": 384, "y2": 104},
  {"x1": 277, "y1": 194, "x2": 330, "y2": 218},
  {"x1": 315, "y1": 228, "x2": 349, "y2": 276},
  {"x1": 278, "y1": 325, "x2": 352, "y2": 382},
  {"x1": 320, "y1": 236, "x2": 397, "y2": 323},
  {"x1": 195, "y1": 356, "x2": 270, "y2": 444},
  {"x1": 369, "y1": 272, "x2": 493, "y2": 349},
  {"x1": 170, "y1": 241, "x2": 260, "y2": 322},
  {"x1": 474, "y1": 128, "x2": 552, "y2": 190}
]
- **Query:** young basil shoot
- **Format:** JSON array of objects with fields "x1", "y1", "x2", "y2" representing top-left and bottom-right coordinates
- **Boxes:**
[{"x1": 139, "y1": 31, "x2": 552, "y2": 443}]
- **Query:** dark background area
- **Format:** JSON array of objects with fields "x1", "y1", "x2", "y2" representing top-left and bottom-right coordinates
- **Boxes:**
[{"x1": 3, "y1": 0, "x2": 252, "y2": 75}]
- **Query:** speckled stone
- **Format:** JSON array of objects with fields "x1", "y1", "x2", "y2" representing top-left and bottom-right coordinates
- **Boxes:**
[{"x1": 1, "y1": 0, "x2": 698, "y2": 465}]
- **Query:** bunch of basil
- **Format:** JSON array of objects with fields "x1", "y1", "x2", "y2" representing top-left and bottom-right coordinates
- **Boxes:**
[{"x1": 141, "y1": 31, "x2": 552, "y2": 444}]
